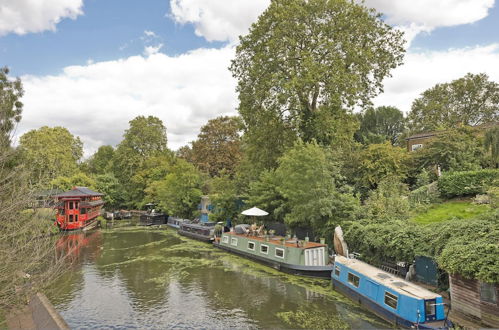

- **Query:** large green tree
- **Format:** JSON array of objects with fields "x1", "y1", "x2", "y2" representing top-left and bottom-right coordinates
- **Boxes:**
[
  {"x1": 275, "y1": 141, "x2": 359, "y2": 235},
  {"x1": 112, "y1": 116, "x2": 169, "y2": 207},
  {"x1": 484, "y1": 127, "x2": 499, "y2": 167},
  {"x1": 183, "y1": 116, "x2": 242, "y2": 177},
  {"x1": 149, "y1": 158, "x2": 204, "y2": 218},
  {"x1": 355, "y1": 106, "x2": 406, "y2": 145},
  {"x1": 19, "y1": 126, "x2": 83, "y2": 185},
  {"x1": 86, "y1": 145, "x2": 114, "y2": 175},
  {"x1": 230, "y1": 0, "x2": 405, "y2": 168},
  {"x1": 0, "y1": 67, "x2": 23, "y2": 149},
  {"x1": 408, "y1": 73, "x2": 499, "y2": 132},
  {"x1": 413, "y1": 127, "x2": 483, "y2": 172}
]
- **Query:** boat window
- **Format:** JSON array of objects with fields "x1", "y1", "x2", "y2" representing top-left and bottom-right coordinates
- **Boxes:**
[
  {"x1": 248, "y1": 241, "x2": 255, "y2": 251},
  {"x1": 74, "y1": 202, "x2": 79, "y2": 209},
  {"x1": 425, "y1": 300, "x2": 436, "y2": 316},
  {"x1": 69, "y1": 201, "x2": 73, "y2": 209},
  {"x1": 81, "y1": 208, "x2": 87, "y2": 214},
  {"x1": 480, "y1": 282, "x2": 497, "y2": 304},
  {"x1": 75, "y1": 215, "x2": 78, "y2": 222},
  {"x1": 231, "y1": 237, "x2": 238, "y2": 246},
  {"x1": 275, "y1": 248, "x2": 285, "y2": 258},
  {"x1": 348, "y1": 273, "x2": 360, "y2": 288},
  {"x1": 334, "y1": 266, "x2": 340, "y2": 277},
  {"x1": 384, "y1": 291, "x2": 398, "y2": 309},
  {"x1": 69, "y1": 214, "x2": 74, "y2": 222},
  {"x1": 260, "y1": 244, "x2": 269, "y2": 254},
  {"x1": 60, "y1": 209, "x2": 65, "y2": 216},
  {"x1": 222, "y1": 235, "x2": 229, "y2": 244}
]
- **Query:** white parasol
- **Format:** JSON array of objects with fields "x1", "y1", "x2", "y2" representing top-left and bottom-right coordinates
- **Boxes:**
[{"x1": 241, "y1": 206, "x2": 268, "y2": 216}]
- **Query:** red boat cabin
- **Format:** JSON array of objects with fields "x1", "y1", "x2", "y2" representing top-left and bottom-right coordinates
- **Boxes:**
[{"x1": 54, "y1": 186, "x2": 105, "y2": 231}]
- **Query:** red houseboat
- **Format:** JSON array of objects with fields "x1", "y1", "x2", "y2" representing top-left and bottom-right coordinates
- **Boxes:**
[{"x1": 54, "y1": 187, "x2": 105, "y2": 231}]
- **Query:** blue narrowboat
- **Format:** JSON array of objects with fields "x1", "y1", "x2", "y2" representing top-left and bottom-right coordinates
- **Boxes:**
[{"x1": 332, "y1": 256, "x2": 451, "y2": 329}]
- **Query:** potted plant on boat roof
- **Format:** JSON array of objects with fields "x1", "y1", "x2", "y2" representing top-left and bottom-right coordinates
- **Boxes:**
[{"x1": 269, "y1": 229, "x2": 275, "y2": 237}]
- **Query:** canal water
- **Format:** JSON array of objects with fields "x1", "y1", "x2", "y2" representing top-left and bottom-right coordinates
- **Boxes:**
[{"x1": 47, "y1": 227, "x2": 389, "y2": 329}]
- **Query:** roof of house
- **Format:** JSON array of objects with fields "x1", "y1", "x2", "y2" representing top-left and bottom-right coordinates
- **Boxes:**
[
  {"x1": 53, "y1": 186, "x2": 104, "y2": 198},
  {"x1": 406, "y1": 122, "x2": 499, "y2": 141},
  {"x1": 335, "y1": 255, "x2": 439, "y2": 299}
]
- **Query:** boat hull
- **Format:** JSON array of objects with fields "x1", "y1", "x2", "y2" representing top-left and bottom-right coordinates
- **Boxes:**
[
  {"x1": 178, "y1": 229, "x2": 213, "y2": 243},
  {"x1": 214, "y1": 241, "x2": 333, "y2": 279},
  {"x1": 332, "y1": 278, "x2": 451, "y2": 329},
  {"x1": 58, "y1": 219, "x2": 99, "y2": 232}
]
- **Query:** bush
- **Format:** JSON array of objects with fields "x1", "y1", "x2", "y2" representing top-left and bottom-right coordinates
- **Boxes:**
[
  {"x1": 409, "y1": 182, "x2": 440, "y2": 204},
  {"x1": 437, "y1": 169, "x2": 499, "y2": 198}
]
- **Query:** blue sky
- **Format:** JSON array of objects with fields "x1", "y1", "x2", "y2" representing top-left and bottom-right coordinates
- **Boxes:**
[{"x1": 1, "y1": 0, "x2": 499, "y2": 155}]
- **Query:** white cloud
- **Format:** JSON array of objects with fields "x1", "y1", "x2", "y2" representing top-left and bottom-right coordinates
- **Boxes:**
[
  {"x1": 365, "y1": 0, "x2": 495, "y2": 45},
  {"x1": 0, "y1": 0, "x2": 84, "y2": 36},
  {"x1": 17, "y1": 47, "x2": 238, "y2": 157},
  {"x1": 169, "y1": 0, "x2": 495, "y2": 46},
  {"x1": 169, "y1": 0, "x2": 269, "y2": 42},
  {"x1": 144, "y1": 30, "x2": 157, "y2": 37},
  {"x1": 373, "y1": 44, "x2": 499, "y2": 113},
  {"x1": 144, "y1": 44, "x2": 163, "y2": 56}
]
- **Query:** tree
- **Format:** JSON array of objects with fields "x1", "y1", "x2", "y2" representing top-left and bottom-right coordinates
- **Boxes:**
[
  {"x1": 413, "y1": 127, "x2": 483, "y2": 172},
  {"x1": 112, "y1": 116, "x2": 169, "y2": 207},
  {"x1": 19, "y1": 126, "x2": 83, "y2": 185},
  {"x1": 50, "y1": 172, "x2": 96, "y2": 191},
  {"x1": 94, "y1": 173, "x2": 125, "y2": 209},
  {"x1": 363, "y1": 177, "x2": 411, "y2": 223},
  {"x1": 150, "y1": 159, "x2": 204, "y2": 218},
  {"x1": 355, "y1": 106, "x2": 406, "y2": 145},
  {"x1": 484, "y1": 127, "x2": 499, "y2": 167},
  {"x1": 0, "y1": 67, "x2": 23, "y2": 149},
  {"x1": 275, "y1": 141, "x2": 359, "y2": 235},
  {"x1": 132, "y1": 154, "x2": 175, "y2": 207},
  {"x1": 246, "y1": 169, "x2": 288, "y2": 223},
  {"x1": 230, "y1": 0, "x2": 405, "y2": 166},
  {"x1": 86, "y1": 145, "x2": 114, "y2": 175},
  {"x1": 208, "y1": 170, "x2": 243, "y2": 223},
  {"x1": 188, "y1": 116, "x2": 242, "y2": 177},
  {"x1": 409, "y1": 73, "x2": 499, "y2": 132},
  {"x1": 355, "y1": 142, "x2": 410, "y2": 194}
]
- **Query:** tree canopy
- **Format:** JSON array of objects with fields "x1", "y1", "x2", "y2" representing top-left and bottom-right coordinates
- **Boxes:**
[
  {"x1": 19, "y1": 126, "x2": 83, "y2": 185},
  {"x1": 230, "y1": 0, "x2": 405, "y2": 169},
  {"x1": 355, "y1": 106, "x2": 406, "y2": 145},
  {"x1": 408, "y1": 73, "x2": 499, "y2": 132},
  {"x1": 184, "y1": 116, "x2": 242, "y2": 177},
  {"x1": 86, "y1": 145, "x2": 114, "y2": 175}
]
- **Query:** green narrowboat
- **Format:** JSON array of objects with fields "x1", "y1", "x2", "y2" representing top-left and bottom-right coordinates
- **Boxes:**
[{"x1": 214, "y1": 227, "x2": 333, "y2": 278}]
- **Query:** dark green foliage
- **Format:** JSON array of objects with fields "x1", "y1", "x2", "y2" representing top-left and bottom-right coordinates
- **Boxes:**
[
  {"x1": 355, "y1": 106, "x2": 406, "y2": 145},
  {"x1": 246, "y1": 169, "x2": 288, "y2": 223},
  {"x1": 409, "y1": 73, "x2": 499, "y2": 132},
  {"x1": 94, "y1": 173, "x2": 125, "y2": 209},
  {"x1": 209, "y1": 171, "x2": 244, "y2": 224},
  {"x1": 86, "y1": 145, "x2": 114, "y2": 174},
  {"x1": 231, "y1": 0, "x2": 404, "y2": 171},
  {"x1": 413, "y1": 127, "x2": 484, "y2": 172},
  {"x1": 437, "y1": 169, "x2": 499, "y2": 198}
]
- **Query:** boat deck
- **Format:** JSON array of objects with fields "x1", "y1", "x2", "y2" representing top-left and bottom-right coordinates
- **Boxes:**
[
  {"x1": 336, "y1": 256, "x2": 440, "y2": 299},
  {"x1": 224, "y1": 232, "x2": 326, "y2": 249}
]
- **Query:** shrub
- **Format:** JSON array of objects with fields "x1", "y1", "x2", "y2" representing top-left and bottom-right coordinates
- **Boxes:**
[
  {"x1": 409, "y1": 182, "x2": 440, "y2": 204},
  {"x1": 437, "y1": 169, "x2": 499, "y2": 198}
]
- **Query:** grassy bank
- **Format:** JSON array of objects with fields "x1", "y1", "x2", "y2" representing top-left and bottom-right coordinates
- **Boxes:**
[{"x1": 411, "y1": 200, "x2": 490, "y2": 225}]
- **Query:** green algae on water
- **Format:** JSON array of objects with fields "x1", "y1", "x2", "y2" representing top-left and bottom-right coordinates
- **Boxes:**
[{"x1": 277, "y1": 307, "x2": 350, "y2": 329}]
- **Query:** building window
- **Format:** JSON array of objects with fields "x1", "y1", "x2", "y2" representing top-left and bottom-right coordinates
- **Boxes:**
[
  {"x1": 384, "y1": 291, "x2": 398, "y2": 309},
  {"x1": 334, "y1": 266, "x2": 340, "y2": 277},
  {"x1": 275, "y1": 248, "x2": 285, "y2": 258},
  {"x1": 248, "y1": 241, "x2": 255, "y2": 251},
  {"x1": 348, "y1": 272, "x2": 360, "y2": 288},
  {"x1": 231, "y1": 237, "x2": 238, "y2": 246},
  {"x1": 411, "y1": 143, "x2": 423, "y2": 151},
  {"x1": 480, "y1": 282, "x2": 497, "y2": 304},
  {"x1": 75, "y1": 215, "x2": 78, "y2": 222},
  {"x1": 260, "y1": 244, "x2": 269, "y2": 254},
  {"x1": 222, "y1": 235, "x2": 229, "y2": 244}
]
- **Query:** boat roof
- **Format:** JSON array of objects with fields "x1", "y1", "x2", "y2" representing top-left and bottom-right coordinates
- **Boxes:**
[
  {"x1": 335, "y1": 256, "x2": 440, "y2": 300},
  {"x1": 225, "y1": 232, "x2": 326, "y2": 250},
  {"x1": 54, "y1": 186, "x2": 104, "y2": 198}
]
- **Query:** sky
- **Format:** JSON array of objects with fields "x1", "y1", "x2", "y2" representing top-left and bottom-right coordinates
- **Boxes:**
[{"x1": 1, "y1": 0, "x2": 499, "y2": 156}]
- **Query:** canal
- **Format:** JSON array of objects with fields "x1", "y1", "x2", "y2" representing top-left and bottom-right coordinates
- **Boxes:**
[{"x1": 47, "y1": 227, "x2": 389, "y2": 329}]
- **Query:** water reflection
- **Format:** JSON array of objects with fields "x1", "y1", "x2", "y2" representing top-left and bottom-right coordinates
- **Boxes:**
[{"x1": 47, "y1": 228, "x2": 388, "y2": 329}]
